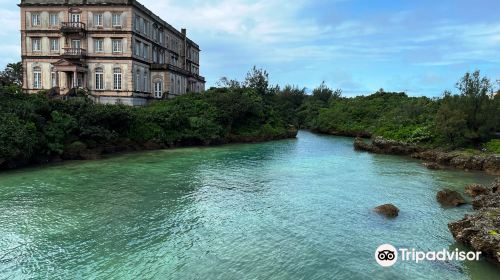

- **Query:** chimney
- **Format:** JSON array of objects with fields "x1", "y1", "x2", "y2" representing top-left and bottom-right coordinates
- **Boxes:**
[{"x1": 181, "y1": 28, "x2": 187, "y2": 37}]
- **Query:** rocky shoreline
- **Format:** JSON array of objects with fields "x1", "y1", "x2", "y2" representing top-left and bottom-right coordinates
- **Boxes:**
[
  {"x1": 354, "y1": 137, "x2": 500, "y2": 175},
  {"x1": 0, "y1": 129, "x2": 298, "y2": 171},
  {"x1": 448, "y1": 179, "x2": 500, "y2": 265}
]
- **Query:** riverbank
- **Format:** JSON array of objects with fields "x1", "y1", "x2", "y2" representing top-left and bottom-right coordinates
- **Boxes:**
[
  {"x1": 353, "y1": 137, "x2": 500, "y2": 175},
  {"x1": 0, "y1": 128, "x2": 298, "y2": 171},
  {"x1": 0, "y1": 86, "x2": 300, "y2": 172}
]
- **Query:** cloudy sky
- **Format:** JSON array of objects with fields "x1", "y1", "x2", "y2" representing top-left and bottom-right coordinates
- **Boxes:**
[{"x1": 1, "y1": 0, "x2": 499, "y2": 96}]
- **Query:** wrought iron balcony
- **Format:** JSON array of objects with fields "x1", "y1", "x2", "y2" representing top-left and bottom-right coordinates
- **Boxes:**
[
  {"x1": 61, "y1": 22, "x2": 86, "y2": 33},
  {"x1": 62, "y1": 48, "x2": 87, "y2": 58}
]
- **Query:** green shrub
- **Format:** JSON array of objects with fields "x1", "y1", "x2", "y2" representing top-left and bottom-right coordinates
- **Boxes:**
[{"x1": 485, "y1": 139, "x2": 500, "y2": 153}]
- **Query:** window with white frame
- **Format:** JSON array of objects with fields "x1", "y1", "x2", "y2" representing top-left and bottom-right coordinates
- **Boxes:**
[
  {"x1": 112, "y1": 13, "x2": 122, "y2": 27},
  {"x1": 50, "y1": 38, "x2": 59, "y2": 52},
  {"x1": 32, "y1": 38, "x2": 41, "y2": 52},
  {"x1": 31, "y1": 13, "x2": 41, "y2": 26},
  {"x1": 113, "y1": 68, "x2": 122, "y2": 90},
  {"x1": 51, "y1": 71, "x2": 57, "y2": 87},
  {"x1": 95, "y1": 67, "x2": 104, "y2": 90},
  {"x1": 154, "y1": 80, "x2": 163, "y2": 98},
  {"x1": 112, "y1": 39, "x2": 123, "y2": 53},
  {"x1": 33, "y1": 66, "x2": 42, "y2": 89},
  {"x1": 71, "y1": 13, "x2": 80, "y2": 23},
  {"x1": 49, "y1": 13, "x2": 59, "y2": 26},
  {"x1": 143, "y1": 71, "x2": 148, "y2": 92},
  {"x1": 94, "y1": 13, "x2": 104, "y2": 27},
  {"x1": 94, "y1": 39, "x2": 104, "y2": 53}
]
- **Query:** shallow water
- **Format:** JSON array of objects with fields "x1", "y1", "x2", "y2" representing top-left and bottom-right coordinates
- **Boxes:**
[{"x1": 0, "y1": 131, "x2": 498, "y2": 280}]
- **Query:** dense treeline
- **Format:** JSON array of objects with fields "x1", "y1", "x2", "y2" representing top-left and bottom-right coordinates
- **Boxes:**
[
  {"x1": 0, "y1": 63, "x2": 499, "y2": 169},
  {"x1": 298, "y1": 70, "x2": 500, "y2": 151},
  {"x1": 0, "y1": 67, "x2": 296, "y2": 169}
]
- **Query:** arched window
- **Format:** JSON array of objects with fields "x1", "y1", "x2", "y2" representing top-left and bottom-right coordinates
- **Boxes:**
[
  {"x1": 95, "y1": 67, "x2": 104, "y2": 90},
  {"x1": 154, "y1": 79, "x2": 163, "y2": 98},
  {"x1": 33, "y1": 66, "x2": 42, "y2": 89},
  {"x1": 113, "y1": 67, "x2": 122, "y2": 90}
]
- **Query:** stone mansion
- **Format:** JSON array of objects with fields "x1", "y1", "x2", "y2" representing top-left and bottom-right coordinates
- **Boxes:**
[{"x1": 19, "y1": 0, "x2": 205, "y2": 105}]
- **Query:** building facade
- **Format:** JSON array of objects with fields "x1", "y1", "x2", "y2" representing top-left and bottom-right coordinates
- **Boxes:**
[{"x1": 19, "y1": 0, "x2": 205, "y2": 106}]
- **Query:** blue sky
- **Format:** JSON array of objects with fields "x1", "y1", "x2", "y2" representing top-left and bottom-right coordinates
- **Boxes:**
[{"x1": 1, "y1": 0, "x2": 499, "y2": 96}]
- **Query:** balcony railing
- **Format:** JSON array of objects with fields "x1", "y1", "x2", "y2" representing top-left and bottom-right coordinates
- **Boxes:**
[
  {"x1": 61, "y1": 22, "x2": 86, "y2": 33},
  {"x1": 62, "y1": 48, "x2": 87, "y2": 58}
]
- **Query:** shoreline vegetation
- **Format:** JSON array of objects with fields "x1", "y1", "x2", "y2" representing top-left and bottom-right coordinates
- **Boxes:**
[
  {"x1": 0, "y1": 67, "x2": 299, "y2": 170},
  {"x1": 1, "y1": 64, "x2": 498, "y2": 172}
]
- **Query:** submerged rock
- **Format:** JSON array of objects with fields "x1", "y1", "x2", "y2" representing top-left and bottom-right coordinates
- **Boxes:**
[
  {"x1": 423, "y1": 162, "x2": 441, "y2": 170},
  {"x1": 465, "y1": 184, "x2": 489, "y2": 198},
  {"x1": 374, "y1": 204, "x2": 399, "y2": 218},
  {"x1": 436, "y1": 189, "x2": 466, "y2": 207}
]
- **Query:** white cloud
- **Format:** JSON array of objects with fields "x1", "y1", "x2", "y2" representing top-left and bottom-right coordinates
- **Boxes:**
[{"x1": 0, "y1": 8, "x2": 20, "y2": 36}]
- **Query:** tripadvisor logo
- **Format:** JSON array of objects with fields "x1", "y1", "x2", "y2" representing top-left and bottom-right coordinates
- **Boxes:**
[
  {"x1": 375, "y1": 244, "x2": 398, "y2": 267},
  {"x1": 375, "y1": 244, "x2": 482, "y2": 267}
]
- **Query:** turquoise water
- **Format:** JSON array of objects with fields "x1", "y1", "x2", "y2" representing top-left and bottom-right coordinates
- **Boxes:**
[{"x1": 0, "y1": 131, "x2": 498, "y2": 280}]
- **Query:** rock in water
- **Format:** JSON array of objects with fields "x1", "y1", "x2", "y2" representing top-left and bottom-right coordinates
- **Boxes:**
[
  {"x1": 423, "y1": 162, "x2": 441, "y2": 170},
  {"x1": 374, "y1": 204, "x2": 399, "y2": 218},
  {"x1": 436, "y1": 189, "x2": 466, "y2": 207},
  {"x1": 464, "y1": 184, "x2": 489, "y2": 198}
]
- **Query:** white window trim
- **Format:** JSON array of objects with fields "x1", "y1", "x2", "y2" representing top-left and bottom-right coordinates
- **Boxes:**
[
  {"x1": 71, "y1": 13, "x2": 80, "y2": 23},
  {"x1": 31, "y1": 13, "x2": 41, "y2": 26},
  {"x1": 112, "y1": 13, "x2": 122, "y2": 27},
  {"x1": 32, "y1": 38, "x2": 41, "y2": 52},
  {"x1": 154, "y1": 80, "x2": 163, "y2": 98},
  {"x1": 95, "y1": 68, "x2": 104, "y2": 90},
  {"x1": 50, "y1": 38, "x2": 59, "y2": 52},
  {"x1": 94, "y1": 13, "x2": 104, "y2": 27},
  {"x1": 112, "y1": 39, "x2": 123, "y2": 53},
  {"x1": 113, "y1": 69, "x2": 122, "y2": 90},
  {"x1": 94, "y1": 39, "x2": 104, "y2": 53},
  {"x1": 33, "y1": 68, "x2": 42, "y2": 89},
  {"x1": 49, "y1": 13, "x2": 59, "y2": 26}
]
